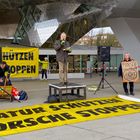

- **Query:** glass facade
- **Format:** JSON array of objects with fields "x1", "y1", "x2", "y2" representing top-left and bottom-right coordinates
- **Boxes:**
[{"x1": 39, "y1": 54, "x2": 123, "y2": 73}]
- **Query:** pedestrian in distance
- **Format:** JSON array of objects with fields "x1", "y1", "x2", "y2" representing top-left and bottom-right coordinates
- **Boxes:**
[{"x1": 39, "y1": 57, "x2": 49, "y2": 80}]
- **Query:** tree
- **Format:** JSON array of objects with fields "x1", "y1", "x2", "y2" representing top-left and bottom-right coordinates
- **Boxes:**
[{"x1": 93, "y1": 33, "x2": 122, "y2": 48}]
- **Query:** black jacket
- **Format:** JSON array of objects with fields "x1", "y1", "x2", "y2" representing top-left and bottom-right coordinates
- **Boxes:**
[
  {"x1": 0, "y1": 65, "x2": 10, "y2": 78},
  {"x1": 118, "y1": 63, "x2": 123, "y2": 77},
  {"x1": 54, "y1": 40, "x2": 70, "y2": 62}
]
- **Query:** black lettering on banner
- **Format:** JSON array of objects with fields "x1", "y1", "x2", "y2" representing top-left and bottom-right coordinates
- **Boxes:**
[
  {"x1": 94, "y1": 98, "x2": 123, "y2": 105},
  {"x1": 24, "y1": 118, "x2": 38, "y2": 126},
  {"x1": 32, "y1": 107, "x2": 46, "y2": 113},
  {"x1": 76, "y1": 110, "x2": 100, "y2": 117},
  {"x1": 8, "y1": 120, "x2": 25, "y2": 129},
  {"x1": 128, "y1": 104, "x2": 140, "y2": 109},
  {"x1": 104, "y1": 107, "x2": 118, "y2": 113},
  {"x1": 37, "y1": 116, "x2": 51, "y2": 124},
  {"x1": 10, "y1": 65, "x2": 36, "y2": 74},
  {"x1": 87, "y1": 109, "x2": 100, "y2": 116},
  {"x1": 58, "y1": 104, "x2": 71, "y2": 109},
  {"x1": 94, "y1": 100, "x2": 107, "y2": 105},
  {"x1": 76, "y1": 102, "x2": 91, "y2": 107},
  {"x1": 49, "y1": 98, "x2": 124, "y2": 112},
  {"x1": 112, "y1": 104, "x2": 140, "y2": 111},
  {"x1": 50, "y1": 103, "x2": 85, "y2": 111},
  {"x1": 0, "y1": 123, "x2": 7, "y2": 131},
  {"x1": 77, "y1": 98, "x2": 123, "y2": 106},
  {"x1": 74, "y1": 98, "x2": 123, "y2": 107},
  {"x1": 61, "y1": 113, "x2": 76, "y2": 120},
  {"x1": 67, "y1": 103, "x2": 81, "y2": 108},
  {"x1": 9, "y1": 53, "x2": 14, "y2": 60},
  {"x1": 114, "y1": 105, "x2": 128, "y2": 111},
  {"x1": 15, "y1": 53, "x2": 18, "y2": 60},
  {"x1": 76, "y1": 110, "x2": 92, "y2": 117},
  {"x1": 47, "y1": 114, "x2": 66, "y2": 122},
  {"x1": 16, "y1": 66, "x2": 21, "y2": 72},
  {"x1": 24, "y1": 53, "x2": 28, "y2": 60},
  {"x1": 27, "y1": 65, "x2": 31, "y2": 73},
  {"x1": 96, "y1": 100, "x2": 115, "y2": 105},
  {"x1": 0, "y1": 113, "x2": 9, "y2": 118},
  {"x1": 2, "y1": 52, "x2": 8, "y2": 60},
  {"x1": 7, "y1": 111, "x2": 18, "y2": 117},
  {"x1": 19, "y1": 109, "x2": 33, "y2": 115},
  {"x1": 22, "y1": 66, "x2": 26, "y2": 73},
  {"x1": 111, "y1": 99, "x2": 123, "y2": 103},
  {"x1": 19, "y1": 53, "x2": 23, "y2": 60},
  {"x1": 85, "y1": 101, "x2": 97, "y2": 106},
  {"x1": 29, "y1": 52, "x2": 34, "y2": 60},
  {"x1": 31, "y1": 66, "x2": 36, "y2": 73},
  {"x1": 95, "y1": 108, "x2": 111, "y2": 114},
  {"x1": 2, "y1": 52, "x2": 34, "y2": 61},
  {"x1": 49, "y1": 105, "x2": 61, "y2": 111},
  {"x1": 19, "y1": 52, "x2": 34, "y2": 60}
]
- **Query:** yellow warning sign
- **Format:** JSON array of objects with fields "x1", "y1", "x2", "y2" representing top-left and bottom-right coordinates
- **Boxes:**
[{"x1": 1, "y1": 96, "x2": 140, "y2": 136}]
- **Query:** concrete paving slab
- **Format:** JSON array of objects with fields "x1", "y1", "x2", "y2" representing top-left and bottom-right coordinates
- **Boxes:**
[{"x1": 1, "y1": 125, "x2": 110, "y2": 140}]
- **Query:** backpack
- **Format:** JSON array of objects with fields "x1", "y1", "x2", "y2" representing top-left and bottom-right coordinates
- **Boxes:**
[{"x1": 19, "y1": 90, "x2": 28, "y2": 100}]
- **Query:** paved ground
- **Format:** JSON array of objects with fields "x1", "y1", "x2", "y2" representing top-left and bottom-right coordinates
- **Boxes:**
[{"x1": 1, "y1": 72, "x2": 140, "y2": 140}]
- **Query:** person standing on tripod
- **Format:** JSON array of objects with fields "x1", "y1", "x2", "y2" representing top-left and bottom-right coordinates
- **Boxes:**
[
  {"x1": 54, "y1": 32, "x2": 71, "y2": 85},
  {"x1": 118, "y1": 53, "x2": 134, "y2": 96}
]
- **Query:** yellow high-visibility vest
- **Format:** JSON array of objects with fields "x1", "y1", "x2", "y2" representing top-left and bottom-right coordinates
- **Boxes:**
[{"x1": 39, "y1": 60, "x2": 49, "y2": 69}]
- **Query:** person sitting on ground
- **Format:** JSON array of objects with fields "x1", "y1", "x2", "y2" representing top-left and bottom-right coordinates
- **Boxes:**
[{"x1": 0, "y1": 61, "x2": 12, "y2": 86}]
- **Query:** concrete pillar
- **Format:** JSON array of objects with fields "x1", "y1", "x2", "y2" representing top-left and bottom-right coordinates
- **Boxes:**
[
  {"x1": 80, "y1": 55, "x2": 82, "y2": 73},
  {"x1": 108, "y1": 17, "x2": 140, "y2": 65}
]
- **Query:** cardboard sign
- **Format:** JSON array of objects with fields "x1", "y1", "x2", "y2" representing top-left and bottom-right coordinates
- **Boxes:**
[{"x1": 121, "y1": 61, "x2": 139, "y2": 82}]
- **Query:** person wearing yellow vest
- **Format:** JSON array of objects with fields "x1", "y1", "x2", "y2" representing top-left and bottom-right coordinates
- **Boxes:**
[{"x1": 39, "y1": 57, "x2": 49, "y2": 80}]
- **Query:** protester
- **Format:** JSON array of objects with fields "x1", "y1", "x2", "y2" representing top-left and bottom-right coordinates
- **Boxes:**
[
  {"x1": 118, "y1": 53, "x2": 134, "y2": 95},
  {"x1": 54, "y1": 32, "x2": 71, "y2": 85},
  {"x1": 39, "y1": 57, "x2": 49, "y2": 80},
  {"x1": 0, "y1": 61, "x2": 12, "y2": 86}
]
